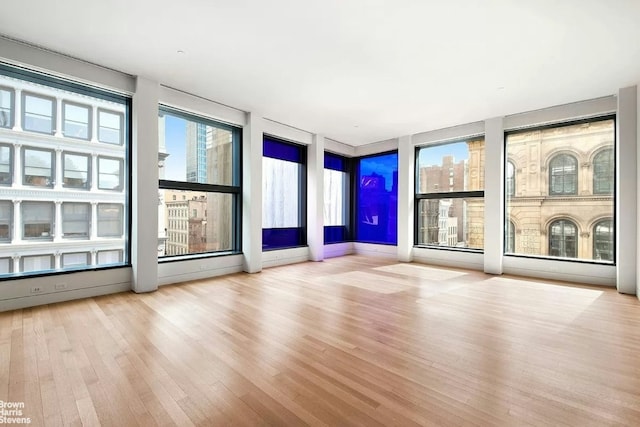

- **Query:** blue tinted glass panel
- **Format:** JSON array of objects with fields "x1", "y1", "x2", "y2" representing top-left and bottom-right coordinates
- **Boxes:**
[
  {"x1": 263, "y1": 227, "x2": 305, "y2": 250},
  {"x1": 324, "y1": 225, "x2": 348, "y2": 244},
  {"x1": 263, "y1": 137, "x2": 303, "y2": 163},
  {"x1": 356, "y1": 152, "x2": 398, "y2": 245},
  {"x1": 324, "y1": 152, "x2": 347, "y2": 171}
]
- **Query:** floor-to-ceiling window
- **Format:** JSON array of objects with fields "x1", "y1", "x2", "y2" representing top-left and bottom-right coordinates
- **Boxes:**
[
  {"x1": 0, "y1": 63, "x2": 130, "y2": 277},
  {"x1": 262, "y1": 136, "x2": 306, "y2": 250},
  {"x1": 505, "y1": 117, "x2": 615, "y2": 262},
  {"x1": 324, "y1": 152, "x2": 350, "y2": 244},
  {"x1": 157, "y1": 107, "x2": 242, "y2": 259}
]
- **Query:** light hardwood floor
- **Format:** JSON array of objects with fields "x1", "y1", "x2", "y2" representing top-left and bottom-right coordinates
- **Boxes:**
[{"x1": 1, "y1": 255, "x2": 640, "y2": 426}]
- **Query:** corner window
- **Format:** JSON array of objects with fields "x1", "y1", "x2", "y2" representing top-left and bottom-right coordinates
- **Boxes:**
[
  {"x1": 0, "y1": 86, "x2": 14, "y2": 128},
  {"x1": 98, "y1": 156, "x2": 123, "y2": 190},
  {"x1": 98, "y1": 109, "x2": 123, "y2": 145},
  {"x1": 63, "y1": 152, "x2": 90, "y2": 189},
  {"x1": 158, "y1": 107, "x2": 242, "y2": 258},
  {"x1": 23, "y1": 147, "x2": 54, "y2": 187},
  {"x1": 23, "y1": 92, "x2": 55, "y2": 134},
  {"x1": 324, "y1": 152, "x2": 350, "y2": 244},
  {"x1": 63, "y1": 101, "x2": 91, "y2": 140},
  {"x1": 0, "y1": 144, "x2": 12, "y2": 185},
  {"x1": 97, "y1": 203, "x2": 123, "y2": 237},
  {"x1": 415, "y1": 139, "x2": 484, "y2": 249},
  {"x1": 506, "y1": 118, "x2": 614, "y2": 261},
  {"x1": 262, "y1": 136, "x2": 306, "y2": 250},
  {"x1": 22, "y1": 201, "x2": 54, "y2": 240}
]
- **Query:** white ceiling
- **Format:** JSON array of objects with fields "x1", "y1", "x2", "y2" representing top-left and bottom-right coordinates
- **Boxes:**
[{"x1": 1, "y1": 0, "x2": 639, "y2": 146}]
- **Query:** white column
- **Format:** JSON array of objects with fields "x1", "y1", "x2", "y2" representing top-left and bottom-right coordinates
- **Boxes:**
[
  {"x1": 618, "y1": 86, "x2": 637, "y2": 295},
  {"x1": 616, "y1": 86, "x2": 637, "y2": 295},
  {"x1": 12, "y1": 200, "x2": 21, "y2": 243},
  {"x1": 131, "y1": 77, "x2": 159, "y2": 293},
  {"x1": 90, "y1": 202, "x2": 98, "y2": 238},
  {"x1": 55, "y1": 97, "x2": 63, "y2": 137},
  {"x1": 91, "y1": 107, "x2": 99, "y2": 142},
  {"x1": 91, "y1": 153, "x2": 98, "y2": 190},
  {"x1": 484, "y1": 117, "x2": 504, "y2": 275},
  {"x1": 13, "y1": 144, "x2": 21, "y2": 186},
  {"x1": 90, "y1": 250, "x2": 97, "y2": 266},
  {"x1": 12, "y1": 89, "x2": 21, "y2": 131},
  {"x1": 397, "y1": 134, "x2": 413, "y2": 262},
  {"x1": 54, "y1": 252, "x2": 61, "y2": 269},
  {"x1": 307, "y1": 134, "x2": 324, "y2": 262},
  {"x1": 12, "y1": 255, "x2": 19, "y2": 274},
  {"x1": 242, "y1": 112, "x2": 263, "y2": 273},
  {"x1": 54, "y1": 148, "x2": 63, "y2": 190},
  {"x1": 54, "y1": 201, "x2": 62, "y2": 241}
]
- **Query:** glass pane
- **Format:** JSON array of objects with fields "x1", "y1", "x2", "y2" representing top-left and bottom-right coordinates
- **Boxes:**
[
  {"x1": 262, "y1": 157, "x2": 300, "y2": 228},
  {"x1": 98, "y1": 110, "x2": 122, "y2": 144},
  {"x1": 99, "y1": 158, "x2": 121, "y2": 190},
  {"x1": 324, "y1": 169, "x2": 346, "y2": 226},
  {"x1": 63, "y1": 153, "x2": 89, "y2": 187},
  {"x1": 356, "y1": 152, "x2": 398, "y2": 244},
  {"x1": 417, "y1": 139, "x2": 484, "y2": 193},
  {"x1": 159, "y1": 190, "x2": 234, "y2": 257},
  {"x1": 158, "y1": 112, "x2": 236, "y2": 185},
  {"x1": 0, "y1": 88, "x2": 11, "y2": 128},
  {"x1": 0, "y1": 258, "x2": 10, "y2": 274},
  {"x1": 22, "y1": 255, "x2": 52, "y2": 273},
  {"x1": 62, "y1": 252, "x2": 89, "y2": 267},
  {"x1": 64, "y1": 103, "x2": 90, "y2": 139},
  {"x1": 98, "y1": 204, "x2": 123, "y2": 237},
  {"x1": 506, "y1": 119, "x2": 614, "y2": 262},
  {"x1": 0, "y1": 66, "x2": 129, "y2": 276},
  {"x1": 416, "y1": 198, "x2": 484, "y2": 249},
  {"x1": 97, "y1": 250, "x2": 122, "y2": 265},
  {"x1": 24, "y1": 94, "x2": 53, "y2": 133}
]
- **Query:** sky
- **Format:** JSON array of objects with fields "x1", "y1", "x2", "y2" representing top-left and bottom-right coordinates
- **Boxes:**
[
  {"x1": 162, "y1": 115, "x2": 187, "y2": 180},
  {"x1": 418, "y1": 141, "x2": 469, "y2": 167},
  {"x1": 359, "y1": 153, "x2": 398, "y2": 192}
]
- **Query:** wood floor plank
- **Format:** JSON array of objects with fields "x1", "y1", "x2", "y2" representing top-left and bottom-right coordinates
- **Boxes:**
[{"x1": 1, "y1": 255, "x2": 640, "y2": 425}]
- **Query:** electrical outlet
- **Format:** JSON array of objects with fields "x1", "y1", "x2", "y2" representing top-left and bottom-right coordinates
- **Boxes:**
[
  {"x1": 55, "y1": 283, "x2": 68, "y2": 291},
  {"x1": 30, "y1": 286, "x2": 43, "y2": 294}
]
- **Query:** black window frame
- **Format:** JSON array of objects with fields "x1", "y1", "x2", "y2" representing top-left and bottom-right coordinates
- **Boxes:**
[
  {"x1": 62, "y1": 100, "x2": 92, "y2": 140},
  {"x1": 159, "y1": 106, "x2": 243, "y2": 260},
  {"x1": 414, "y1": 139, "x2": 485, "y2": 252},
  {"x1": 22, "y1": 91, "x2": 56, "y2": 135},
  {"x1": 262, "y1": 135, "x2": 307, "y2": 251},
  {"x1": 323, "y1": 151, "x2": 353, "y2": 244}
]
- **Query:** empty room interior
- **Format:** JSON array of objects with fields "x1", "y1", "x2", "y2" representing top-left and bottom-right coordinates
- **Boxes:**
[{"x1": 1, "y1": 1, "x2": 640, "y2": 425}]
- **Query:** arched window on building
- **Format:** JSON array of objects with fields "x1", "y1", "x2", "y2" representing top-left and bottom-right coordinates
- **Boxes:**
[
  {"x1": 549, "y1": 219, "x2": 577, "y2": 258},
  {"x1": 506, "y1": 161, "x2": 515, "y2": 197},
  {"x1": 593, "y1": 149, "x2": 613, "y2": 194},
  {"x1": 593, "y1": 219, "x2": 613, "y2": 262},
  {"x1": 549, "y1": 154, "x2": 577, "y2": 195},
  {"x1": 505, "y1": 220, "x2": 515, "y2": 253}
]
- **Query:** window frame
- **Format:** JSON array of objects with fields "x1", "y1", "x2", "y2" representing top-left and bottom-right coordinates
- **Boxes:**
[
  {"x1": 22, "y1": 91, "x2": 56, "y2": 135},
  {"x1": 504, "y1": 115, "x2": 616, "y2": 264},
  {"x1": 593, "y1": 148, "x2": 614, "y2": 195},
  {"x1": 158, "y1": 106, "x2": 243, "y2": 261},
  {"x1": 23, "y1": 146, "x2": 55, "y2": 187},
  {"x1": 97, "y1": 108, "x2": 124, "y2": 145},
  {"x1": 22, "y1": 201, "x2": 54, "y2": 241},
  {"x1": 548, "y1": 219, "x2": 578, "y2": 258},
  {"x1": 414, "y1": 140, "x2": 484, "y2": 251},
  {"x1": 548, "y1": 153, "x2": 578, "y2": 196},
  {"x1": 593, "y1": 219, "x2": 614, "y2": 262},
  {"x1": 0, "y1": 143, "x2": 12, "y2": 185},
  {"x1": 97, "y1": 155, "x2": 124, "y2": 191},
  {"x1": 62, "y1": 151, "x2": 91, "y2": 189},
  {"x1": 0, "y1": 200, "x2": 12, "y2": 242},
  {"x1": 97, "y1": 203, "x2": 124, "y2": 238},
  {"x1": 61, "y1": 202, "x2": 91, "y2": 239},
  {"x1": 0, "y1": 85, "x2": 14, "y2": 129},
  {"x1": 21, "y1": 254, "x2": 54, "y2": 273},
  {"x1": 323, "y1": 152, "x2": 352, "y2": 244},
  {"x1": 262, "y1": 135, "x2": 307, "y2": 251},
  {"x1": 62, "y1": 100, "x2": 92, "y2": 140}
]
